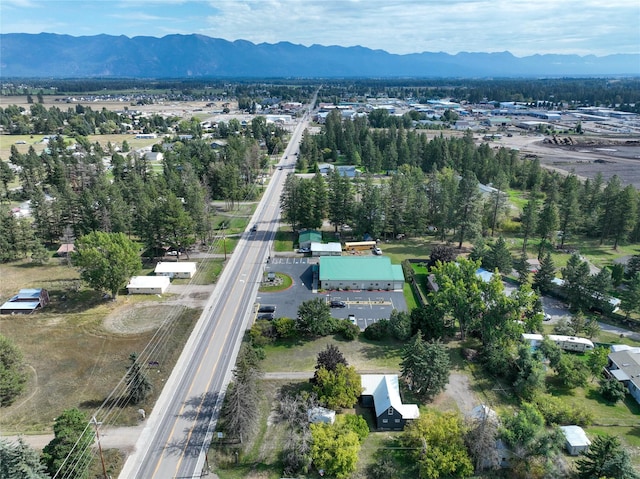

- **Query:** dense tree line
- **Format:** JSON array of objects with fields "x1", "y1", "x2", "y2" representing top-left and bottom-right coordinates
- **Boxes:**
[
  {"x1": 287, "y1": 110, "x2": 640, "y2": 253},
  {"x1": 0, "y1": 116, "x2": 284, "y2": 262}
]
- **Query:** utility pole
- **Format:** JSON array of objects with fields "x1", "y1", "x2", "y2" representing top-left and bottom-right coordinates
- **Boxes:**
[{"x1": 91, "y1": 416, "x2": 109, "y2": 479}]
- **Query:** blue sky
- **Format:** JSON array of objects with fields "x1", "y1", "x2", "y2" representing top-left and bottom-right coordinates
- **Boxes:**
[{"x1": 1, "y1": 0, "x2": 639, "y2": 57}]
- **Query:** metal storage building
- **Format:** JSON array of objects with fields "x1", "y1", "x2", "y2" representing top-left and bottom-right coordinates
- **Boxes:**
[
  {"x1": 319, "y1": 256, "x2": 404, "y2": 291},
  {"x1": 154, "y1": 261, "x2": 197, "y2": 279},
  {"x1": 126, "y1": 276, "x2": 171, "y2": 294},
  {"x1": 310, "y1": 242, "x2": 342, "y2": 257},
  {"x1": 559, "y1": 425, "x2": 591, "y2": 456}
]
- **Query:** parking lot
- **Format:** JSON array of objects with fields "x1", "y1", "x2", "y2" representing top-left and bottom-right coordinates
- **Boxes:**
[{"x1": 255, "y1": 255, "x2": 408, "y2": 330}]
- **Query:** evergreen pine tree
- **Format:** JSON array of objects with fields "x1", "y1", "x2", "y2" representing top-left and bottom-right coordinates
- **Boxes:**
[{"x1": 533, "y1": 251, "x2": 555, "y2": 293}]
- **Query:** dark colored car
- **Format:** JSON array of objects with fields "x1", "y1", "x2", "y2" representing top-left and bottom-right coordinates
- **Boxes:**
[
  {"x1": 250, "y1": 225, "x2": 257, "y2": 232},
  {"x1": 258, "y1": 305, "x2": 276, "y2": 313},
  {"x1": 330, "y1": 300, "x2": 346, "y2": 308},
  {"x1": 257, "y1": 312, "x2": 275, "y2": 320}
]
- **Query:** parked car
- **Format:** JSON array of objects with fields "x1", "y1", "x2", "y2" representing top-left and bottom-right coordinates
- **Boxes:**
[
  {"x1": 298, "y1": 246, "x2": 311, "y2": 253},
  {"x1": 330, "y1": 300, "x2": 346, "y2": 308},
  {"x1": 257, "y1": 312, "x2": 275, "y2": 320},
  {"x1": 372, "y1": 247, "x2": 382, "y2": 255},
  {"x1": 348, "y1": 314, "x2": 357, "y2": 325},
  {"x1": 258, "y1": 305, "x2": 276, "y2": 313}
]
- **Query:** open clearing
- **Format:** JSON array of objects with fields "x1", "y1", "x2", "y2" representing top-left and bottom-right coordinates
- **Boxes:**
[{"x1": 0, "y1": 259, "x2": 202, "y2": 433}]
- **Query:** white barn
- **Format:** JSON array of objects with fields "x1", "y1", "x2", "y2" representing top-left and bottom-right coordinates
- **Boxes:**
[
  {"x1": 154, "y1": 261, "x2": 197, "y2": 279},
  {"x1": 127, "y1": 276, "x2": 170, "y2": 294}
]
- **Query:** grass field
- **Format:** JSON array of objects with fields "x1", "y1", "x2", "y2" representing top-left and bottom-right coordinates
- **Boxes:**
[
  {"x1": 0, "y1": 259, "x2": 200, "y2": 433},
  {"x1": 261, "y1": 335, "x2": 404, "y2": 373}
]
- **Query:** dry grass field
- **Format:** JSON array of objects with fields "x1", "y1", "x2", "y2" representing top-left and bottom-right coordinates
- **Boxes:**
[{"x1": 0, "y1": 258, "x2": 200, "y2": 434}]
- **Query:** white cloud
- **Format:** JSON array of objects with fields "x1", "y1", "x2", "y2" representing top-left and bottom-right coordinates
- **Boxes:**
[{"x1": 1, "y1": 0, "x2": 638, "y2": 56}]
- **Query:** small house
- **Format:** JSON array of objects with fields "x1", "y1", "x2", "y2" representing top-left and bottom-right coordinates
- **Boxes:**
[
  {"x1": 560, "y1": 425, "x2": 591, "y2": 456},
  {"x1": 360, "y1": 374, "x2": 419, "y2": 430},
  {"x1": 298, "y1": 230, "x2": 322, "y2": 249},
  {"x1": 126, "y1": 276, "x2": 170, "y2": 295},
  {"x1": 154, "y1": 261, "x2": 197, "y2": 279},
  {"x1": 0, "y1": 288, "x2": 50, "y2": 314}
]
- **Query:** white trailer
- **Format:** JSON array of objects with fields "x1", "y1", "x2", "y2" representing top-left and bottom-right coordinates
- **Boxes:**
[{"x1": 522, "y1": 333, "x2": 594, "y2": 352}]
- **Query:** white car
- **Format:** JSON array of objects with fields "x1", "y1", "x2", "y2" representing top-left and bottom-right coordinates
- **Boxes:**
[{"x1": 372, "y1": 247, "x2": 382, "y2": 255}]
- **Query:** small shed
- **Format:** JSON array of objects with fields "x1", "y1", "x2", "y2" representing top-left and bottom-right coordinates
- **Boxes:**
[
  {"x1": 56, "y1": 243, "x2": 75, "y2": 257},
  {"x1": 307, "y1": 407, "x2": 336, "y2": 424},
  {"x1": 126, "y1": 276, "x2": 170, "y2": 294},
  {"x1": 0, "y1": 288, "x2": 50, "y2": 314},
  {"x1": 154, "y1": 261, "x2": 197, "y2": 279},
  {"x1": 560, "y1": 425, "x2": 591, "y2": 456},
  {"x1": 310, "y1": 242, "x2": 342, "y2": 257},
  {"x1": 299, "y1": 230, "x2": 322, "y2": 249}
]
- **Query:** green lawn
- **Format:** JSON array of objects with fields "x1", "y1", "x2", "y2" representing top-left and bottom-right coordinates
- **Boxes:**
[
  {"x1": 273, "y1": 229, "x2": 295, "y2": 252},
  {"x1": 261, "y1": 335, "x2": 404, "y2": 373}
]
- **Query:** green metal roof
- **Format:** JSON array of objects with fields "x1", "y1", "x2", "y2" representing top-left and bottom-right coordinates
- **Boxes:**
[
  {"x1": 319, "y1": 256, "x2": 405, "y2": 282},
  {"x1": 299, "y1": 230, "x2": 322, "y2": 243}
]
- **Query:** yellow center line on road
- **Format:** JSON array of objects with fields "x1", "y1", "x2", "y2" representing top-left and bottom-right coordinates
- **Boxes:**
[{"x1": 150, "y1": 277, "x2": 248, "y2": 478}]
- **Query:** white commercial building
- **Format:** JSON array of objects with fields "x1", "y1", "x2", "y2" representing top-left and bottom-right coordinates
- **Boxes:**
[
  {"x1": 126, "y1": 276, "x2": 171, "y2": 294},
  {"x1": 154, "y1": 261, "x2": 197, "y2": 279}
]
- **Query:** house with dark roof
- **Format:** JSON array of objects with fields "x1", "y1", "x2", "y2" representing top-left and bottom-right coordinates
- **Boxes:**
[
  {"x1": 606, "y1": 347, "x2": 640, "y2": 405},
  {"x1": 0, "y1": 288, "x2": 50, "y2": 314},
  {"x1": 360, "y1": 374, "x2": 419, "y2": 430}
]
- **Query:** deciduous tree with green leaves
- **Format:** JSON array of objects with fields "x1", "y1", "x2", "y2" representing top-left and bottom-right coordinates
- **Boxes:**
[
  {"x1": 312, "y1": 363, "x2": 362, "y2": 410},
  {"x1": 401, "y1": 410, "x2": 473, "y2": 479},
  {"x1": 310, "y1": 422, "x2": 360, "y2": 479},
  {"x1": 296, "y1": 298, "x2": 335, "y2": 337},
  {"x1": 73, "y1": 231, "x2": 141, "y2": 299}
]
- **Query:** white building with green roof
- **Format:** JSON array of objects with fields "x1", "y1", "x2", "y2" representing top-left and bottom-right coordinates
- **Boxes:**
[
  {"x1": 319, "y1": 256, "x2": 404, "y2": 291},
  {"x1": 298, "y1": 230, "x2": 322, "y2": 249}
]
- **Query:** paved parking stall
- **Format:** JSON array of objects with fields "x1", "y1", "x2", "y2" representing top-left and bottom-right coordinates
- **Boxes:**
[{"x1": 255, "y1": 255, "x2": 407, "y2": 329}]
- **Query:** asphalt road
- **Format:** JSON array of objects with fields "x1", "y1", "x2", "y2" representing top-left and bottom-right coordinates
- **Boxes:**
[{"x1": 119, "y1": 109, "x2": 312, "y2": 478}]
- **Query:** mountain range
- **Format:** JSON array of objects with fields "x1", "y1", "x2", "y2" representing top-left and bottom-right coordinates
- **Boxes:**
[{"x1": 1, "y1": 33, "x2": 638, "y2": 78}]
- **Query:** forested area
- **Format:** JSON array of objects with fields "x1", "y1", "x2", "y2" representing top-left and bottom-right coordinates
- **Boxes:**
[
  {"x1": 0, "y1": 113, "x2": 288, "y2": 262},
  {"x1": 283, "y1": 109, "x2": 640, "y2": 253}
]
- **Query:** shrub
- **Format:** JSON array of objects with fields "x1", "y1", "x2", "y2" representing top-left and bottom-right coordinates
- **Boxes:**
[
  {"x1": 273, "y1": 317, "x2": 297, "y2": 338},
  {"x1": 533, "y1": 393, "x2": 593, "y2": 426},
  {"x1": 599, "y1": 377, "x2": 627, "y2": 404},
  {"x1": 363, "y1": 319, "x2": 389, "y2": 340},
  {"x1": 249, "y1": 320, "x2": 276, "y2": 346},
  {"x1": 336, "y1": 319, "x2": 359, "y2": 341}
]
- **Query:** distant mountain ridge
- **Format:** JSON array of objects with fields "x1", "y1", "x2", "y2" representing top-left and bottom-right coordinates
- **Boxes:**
[{"x1": 1, "y1": 33, "x2": 638, "y2": 78}]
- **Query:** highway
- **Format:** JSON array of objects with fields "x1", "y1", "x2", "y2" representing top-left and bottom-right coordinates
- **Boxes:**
[{"x1": 119, "y1": 107, "x2": 311, "y2": 478}]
